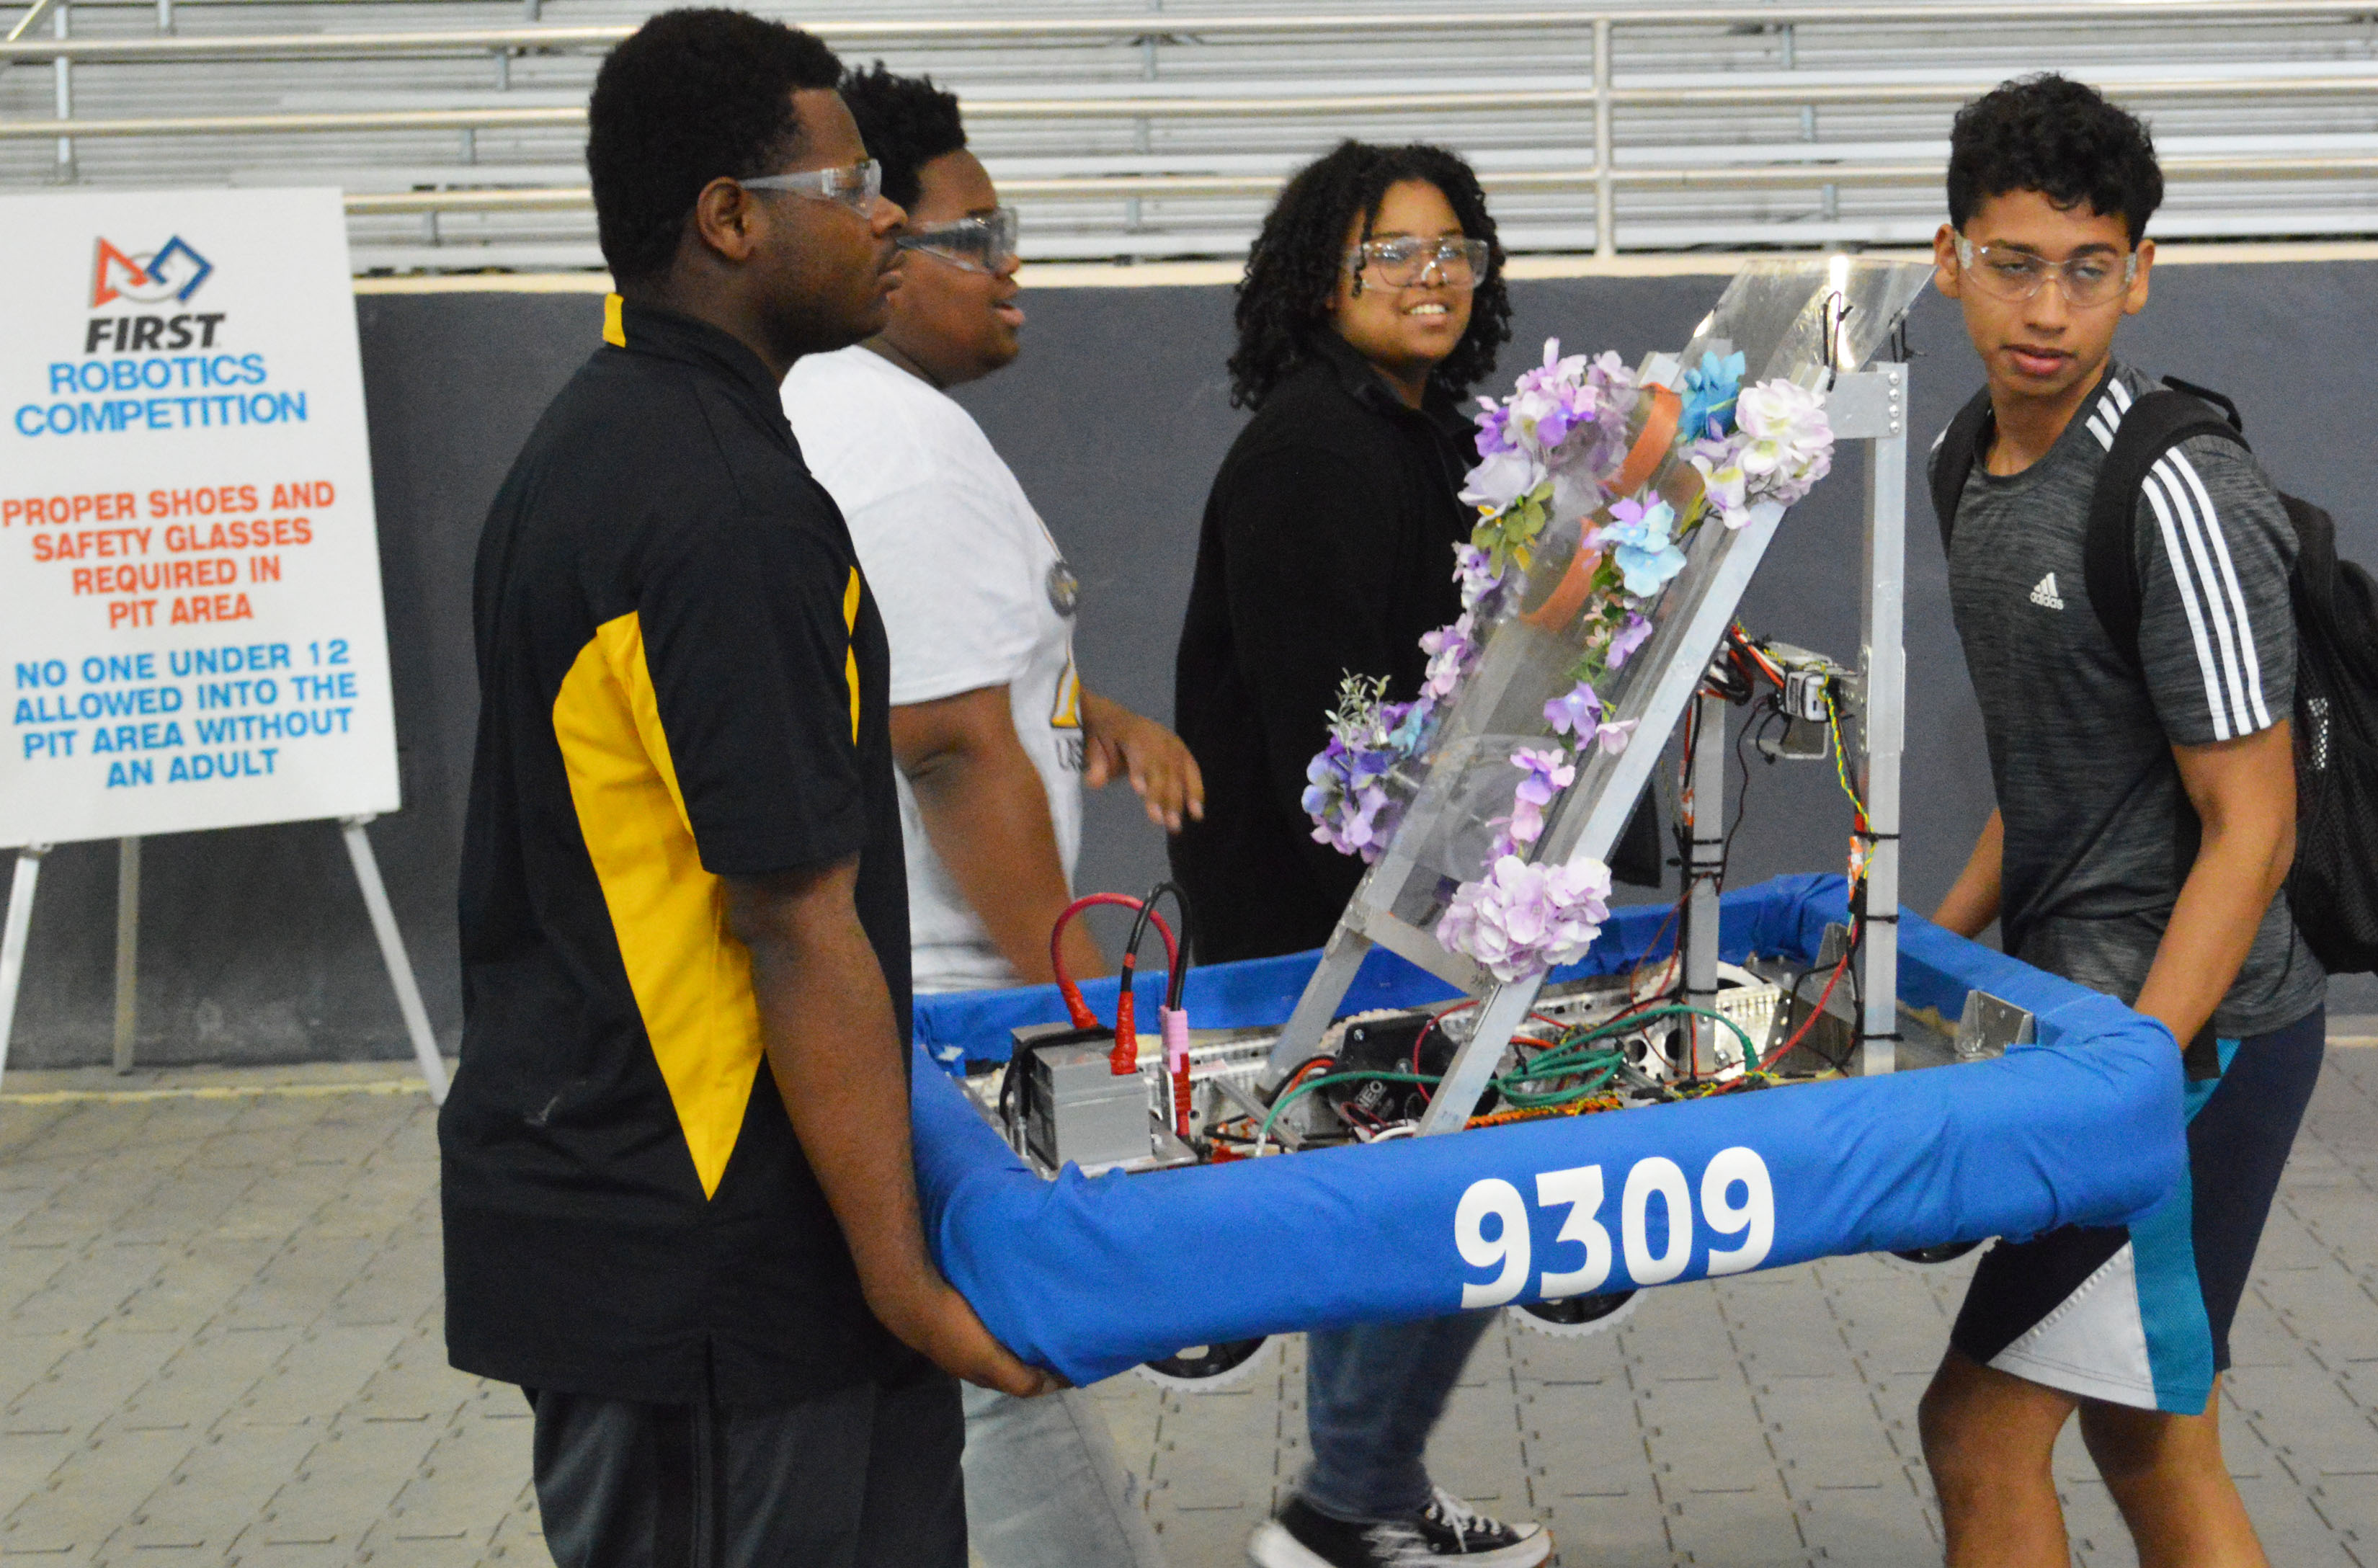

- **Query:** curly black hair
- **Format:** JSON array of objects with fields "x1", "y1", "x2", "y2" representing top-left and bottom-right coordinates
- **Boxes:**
[
  {"x1": 1948, "y1": 74, "x2": 2163, "y2": 246},
  {"x1": 587, "y1": 9, "x2": 843, "y2": 285},
  {"x1": 1228, "y1": 141, "x2": 1512, "y2": 411},
  {"x1": 840, "y1": 62, "x2": 966, "y2": 213}
]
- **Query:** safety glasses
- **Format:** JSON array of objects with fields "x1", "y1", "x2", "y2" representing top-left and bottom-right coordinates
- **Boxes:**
[
  {"x1": 1345, "y1": 235, "x2": 1492, "y2": 290},
  {"x1": 896, "y1": 208, "x2": 1022, "y2": 275},
  {"x1": 1953, "y1": 233, "x2": 2138, "y2": 308},
  {"x1": 739, "y1": 159, "x2": 882, "y2": 218}
]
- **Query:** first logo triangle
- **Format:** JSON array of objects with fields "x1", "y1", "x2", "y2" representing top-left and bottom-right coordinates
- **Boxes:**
[{"x1": 2030, "y1": 573, "x2": 2065, "y2": 610}]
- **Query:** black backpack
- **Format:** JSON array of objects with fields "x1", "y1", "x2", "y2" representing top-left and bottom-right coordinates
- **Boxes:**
[{"x1": 1931, "y1": 377, "x2": 2378, "y2": 977}]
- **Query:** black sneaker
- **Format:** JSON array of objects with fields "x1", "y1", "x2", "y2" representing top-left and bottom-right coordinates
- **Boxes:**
[
  {"x1": 1249, "y1": 1497, "x2": 1434, "y2": 1568},
  {"x1": 1412, "y1": 1487, "x2": 1551, "y2": 1565}
]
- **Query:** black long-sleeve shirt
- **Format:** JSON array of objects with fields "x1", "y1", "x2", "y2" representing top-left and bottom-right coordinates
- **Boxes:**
[{"x1": 1169, "y1": 332, "x2": 1476, "y2": 962}]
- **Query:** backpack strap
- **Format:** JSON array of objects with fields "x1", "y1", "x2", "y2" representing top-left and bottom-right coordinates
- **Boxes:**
[
  {"x1": 1929, "y1": 386, "x2": 1996, "y2": 556},
  {"x1": 2084, "y1": 383, "x2": 2251, "y2": 672}
]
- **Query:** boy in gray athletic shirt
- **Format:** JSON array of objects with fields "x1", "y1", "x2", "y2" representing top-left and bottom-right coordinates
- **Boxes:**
[{"x1": 1918, "y1": 75, "x2": 2324, "y2": 1567}]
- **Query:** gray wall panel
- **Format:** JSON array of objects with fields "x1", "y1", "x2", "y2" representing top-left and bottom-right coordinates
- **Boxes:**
[{"x1": 6, "y1": 264, "x2": 2366, "y2": 1069}]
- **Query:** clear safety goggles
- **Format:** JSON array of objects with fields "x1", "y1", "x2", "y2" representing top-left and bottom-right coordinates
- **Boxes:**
[
  {"x1": 1953, "y1": 233, "x2": 2138, "y2": 308},
  {"x1": 740, "y1": 159, "x2": 882, "y2": 218},
  {"x1": 1344, "y1": 235, "x2": 1492, "y2": 290},
  {"x1": 896, "y1": 207, "x2": 1022, "y2": 275}
]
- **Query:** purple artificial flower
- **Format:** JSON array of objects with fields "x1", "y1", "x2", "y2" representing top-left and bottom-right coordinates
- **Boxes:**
[
  {"x1": 1474, "y1": 398, "x2": 1515, "y2": 458},
  {"x1": 1435, "y1": 854, "x2": 1616, "y2": 983},
  {"x1": 1452, "y1": 543, "x2": 1504, "y2": 610},
  {"x1": 1418, "y1": 613, "x2": 1477, "y2": 702},
  {"x1": 1544, "y1": 680, "x2": 1604, "y2": 739},
  {"x1": 1606, "y1": 611, "x2": 1653, "y2": 670},
  {"x1": 1502, "y1": 746, "x2": 1575, "y2": 852}
]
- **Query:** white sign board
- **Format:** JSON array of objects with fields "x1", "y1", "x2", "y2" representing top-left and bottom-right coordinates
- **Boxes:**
[{"x1": 0, "y1": 187, "x2": 400, "y2": 849}]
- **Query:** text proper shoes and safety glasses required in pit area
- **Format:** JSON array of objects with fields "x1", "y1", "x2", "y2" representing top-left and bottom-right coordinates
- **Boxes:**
[{"x1": 0, "y1": 189, "x2": 399, "y2": 847}]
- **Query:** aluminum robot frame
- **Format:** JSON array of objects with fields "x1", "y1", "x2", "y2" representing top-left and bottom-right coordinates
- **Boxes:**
[{"x1": 1263, "y1": 287, "x2": 1918, "y2": 1128}]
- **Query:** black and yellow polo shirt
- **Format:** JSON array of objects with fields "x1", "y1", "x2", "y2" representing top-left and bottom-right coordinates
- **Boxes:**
[{"x1": 442, "y1": 299, "x2": 919, "y2": 1406}]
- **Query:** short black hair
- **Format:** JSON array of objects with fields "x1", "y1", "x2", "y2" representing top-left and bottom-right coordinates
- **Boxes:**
[
  {"x1": 587, "y1": 9, "x2": 843, "y2": 285},
  {"x1": 1947, "y1": 74, "x2": 2163, "y2": 246},
  {"x1": 840, "y1": 62, "x2": 966, "y2": 213},
  {"x1": 1229, "y1": 141, "x2": 1512, "y2": 411}
]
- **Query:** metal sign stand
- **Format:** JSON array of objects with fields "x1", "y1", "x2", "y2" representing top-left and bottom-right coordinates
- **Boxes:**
[
  {"x1": 1265, "y1": 347, "x2": 1911, "y2": 1130},
  {"x1": 0, "y1": 816, "x2": 450, "y2": 1103}
]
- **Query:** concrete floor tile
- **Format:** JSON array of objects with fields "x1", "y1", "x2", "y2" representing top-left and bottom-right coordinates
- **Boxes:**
[
  {"x1": 1662, "y1": 1483, "x2": 1806, "y2": 1564},
  {"x1": 117, "y1": 1329, "x2": 297, "y2": 1434},
  {"x1": 1425, "y1": 1380, "x2": 1529, "y2": 1510},
  {"x1": 378, "y1": 1418, "x2": 533, "y2": 1541},
  {"x1": 0, "y1": 1430, "x2": 81, "y2": 1521},
  {"x1": 251, "y1": 1420, "x2": 440, "y2": 1546},
  {"x1": 1533, "y1": 1492, "x2": 1673, "y2": 1567},
  {"x1": 1519, "y1": 1381, "x2": 1651, "y2": 1499},
  {"x1": 1792, "y1": 1482, "x2": 1940, "y2": 1567},
  {"x1": 6, "y1": 1251, "x2": 170, "y2": 1339},
  {"x1": 1, "y1": 1427, "x2": 192, "y2": 1558},
  {"x1": 2263, "y1": 1268, "x2": 2378, "y2": 1365},
  {"x1": 232, "y1": 1325, "x2": 408, "y2": 1430},
  {"x1": 5, "y1": 1336, "x2": 184, "y2": 1446},
  {"x1": 111, "y1": 1427, "x2": 318, "y2": 1556},
  {"x1": 1758, "y1": 1383, "x2": 1903, "y2": 1494},
  {"x1": 2230, "y1": 1364, "x2": 2378, "y2": 1479}
]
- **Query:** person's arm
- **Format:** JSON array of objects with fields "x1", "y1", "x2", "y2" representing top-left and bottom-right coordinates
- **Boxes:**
[
  {"x1": 2130, "y1": 723, "x2": 2297, "y2": 1047},
  {"x1": 1933, "y1": 809, "x2": 2004, "y2": 941},
  {"x1": 2121, "y1": 435, "x2": 2302, "y2": 1046},
  {"x1": 724, "y1": 860, "x2": 1056, "y2": 1398},
  {"x1": 891, "y1": 685, "x2": 1106, "y2": 985},
  {"x1": 1079, "y1": 686, "x2": 1205, "y2": 833}
]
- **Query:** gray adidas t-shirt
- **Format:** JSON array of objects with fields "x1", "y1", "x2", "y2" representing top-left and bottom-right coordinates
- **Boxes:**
[{"x1": 1938, "y1": 362, "x2": 2325, "y2": 1038}]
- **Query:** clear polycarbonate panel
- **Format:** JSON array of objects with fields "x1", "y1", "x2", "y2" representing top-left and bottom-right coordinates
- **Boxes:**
[{"x1": 1348, "y1": 258, "x2": 1934, "y2": 958}]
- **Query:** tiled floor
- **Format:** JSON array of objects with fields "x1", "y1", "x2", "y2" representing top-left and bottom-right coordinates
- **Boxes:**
[{"x1": 3, "y1": 1046, "x2": 2374, "y2": 1567}]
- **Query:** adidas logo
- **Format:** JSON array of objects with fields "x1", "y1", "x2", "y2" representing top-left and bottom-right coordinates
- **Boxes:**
[{"x1": 2030, "y1": 572, "x2": 2066, "y2": 611}]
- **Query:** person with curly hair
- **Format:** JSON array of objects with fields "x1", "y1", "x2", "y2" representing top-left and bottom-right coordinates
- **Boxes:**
[
  {"x1": 1919, "y1": 74, "x2": 2323, "y2": 1567},
  {"x1": 1170, "y1": 141, "x2": 1551, "y2": 1568},
  {"x1": 1169, "y1": 141, "x2": 1512, "y2": 968},
  {"x1": 783, "y1": 63, "x2": 1175, "y2": 1568}
]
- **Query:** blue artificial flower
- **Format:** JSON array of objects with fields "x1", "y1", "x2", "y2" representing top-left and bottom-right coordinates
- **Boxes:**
[
  {"x1": 1598, "y1": 498, "x2": 1688, "y2": 599},
  {"x1": 1679, "y1": 349, "x2": 1746, "y2": 441}
]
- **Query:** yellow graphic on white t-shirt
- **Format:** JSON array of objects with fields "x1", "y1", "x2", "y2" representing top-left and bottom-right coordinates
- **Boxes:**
[{"x1": 1051, "y1": 648, "x2": 1082, "y2": 730}]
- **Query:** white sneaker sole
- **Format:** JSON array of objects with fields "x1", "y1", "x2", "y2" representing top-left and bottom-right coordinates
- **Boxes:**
[
  {"x1": 1432, "y1": 1527, "x2": 1553, "y2": 1567},
  {"x1": 1247, "y1": 1520, "x2": 1342, "y2": 1568},
  {"x1": 1246, "y1": 1518, "x2": 1555, "y2": 1568}
]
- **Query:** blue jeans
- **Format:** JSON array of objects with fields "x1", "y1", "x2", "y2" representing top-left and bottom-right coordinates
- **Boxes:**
[
  {"x1": 1299, "y1": 1311, "x2": 1496, "y2": 1523},
  {"x1": 961, "y1": 1383, "x2": 1168, "y2": 1568}
]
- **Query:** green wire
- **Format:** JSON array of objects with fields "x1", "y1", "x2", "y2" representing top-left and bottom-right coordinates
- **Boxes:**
[{"x1": 1252, "y1": 1003, "x2": 1763, "y2": 1152}]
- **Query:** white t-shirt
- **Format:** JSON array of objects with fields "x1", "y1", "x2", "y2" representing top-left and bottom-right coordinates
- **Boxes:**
[{"x1": 783, "y1": 345, "x2": 1085, "y2": 993}]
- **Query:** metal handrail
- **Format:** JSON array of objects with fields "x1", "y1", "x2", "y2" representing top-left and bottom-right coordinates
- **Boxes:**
[
  {"x1": 8, "y1": 73, "x2": 2377, "y2": 140},
  {"x1": 13, "y1": 1, "x2": 2378, "y2": 261},
  {"x1": 9, "y1": 0, "x2": 2378, "y2": 61},
  {"x1": 334, "y1": 154, "x2": 2378, "y2": 215}
]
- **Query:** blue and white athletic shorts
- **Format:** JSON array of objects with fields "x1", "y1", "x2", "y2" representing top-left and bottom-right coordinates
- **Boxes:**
[{"x1": 1948, "y1": 1007, "x2": 2325, "y2": 1416}]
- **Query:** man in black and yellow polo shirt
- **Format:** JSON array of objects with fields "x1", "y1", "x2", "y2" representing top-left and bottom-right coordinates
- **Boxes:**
[{"x1": 442, "y1": 12, "x2": 1049, "y2": 1564}]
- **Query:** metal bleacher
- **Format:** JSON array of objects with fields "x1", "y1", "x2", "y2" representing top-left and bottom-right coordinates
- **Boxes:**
[{"x1": 4, "y1": 0, "x2": 2378, "y2": 275}]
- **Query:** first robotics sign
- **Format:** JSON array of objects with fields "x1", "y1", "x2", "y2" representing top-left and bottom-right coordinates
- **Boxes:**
[{"x1": 0, "y1": 187, "x2": 399, "y2": 847}]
